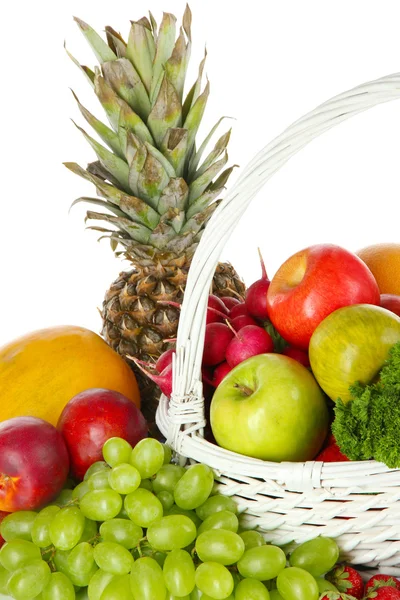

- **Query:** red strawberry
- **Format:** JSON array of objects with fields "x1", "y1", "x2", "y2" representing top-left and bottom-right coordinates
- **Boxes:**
[
  {"x1": 320, "y1": 594, "x2": 358, "y2": 600},
  {"x1": 327, "y1": 565, "x2": 364, "y2": 599},
  {"x1": 316, "y1": 434, "x2": 349, "y2": 462},
  {"x1": 366, "y1": 588, "x2": 400, "y2": 599},
  {"x1": 366, "y1": 575, "x2": 400, "y2": 593}
]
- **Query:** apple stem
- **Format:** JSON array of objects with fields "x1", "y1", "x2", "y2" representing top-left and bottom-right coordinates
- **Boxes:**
[
  {"x1": 234, "y1": 383, "x2": 254, "y2": 397},
  {"x1": 258, "y1": 247, "x2": 268, "y2": 281}
]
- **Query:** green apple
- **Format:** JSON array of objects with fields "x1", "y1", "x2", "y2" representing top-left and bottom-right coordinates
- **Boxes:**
[
  {"x1": 210, "y1": 354, "x2": 329, "y2": 462},
  {"x1": 309, "y1": 303, "x2": 400, "y2": 404}
]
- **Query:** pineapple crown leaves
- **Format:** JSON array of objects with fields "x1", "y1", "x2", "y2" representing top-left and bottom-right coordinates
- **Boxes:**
[{"x1": 65, "y1": 5, "x2": 236, "y2": 264}]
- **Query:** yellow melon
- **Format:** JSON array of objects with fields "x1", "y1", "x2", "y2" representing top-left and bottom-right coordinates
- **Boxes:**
[{"x1": 0, "y1": 325, "x2": 140, "y2": 426}]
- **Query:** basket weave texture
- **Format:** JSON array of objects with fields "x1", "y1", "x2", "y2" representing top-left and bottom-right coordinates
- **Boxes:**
[{"x1": 156, "y1": 72, "x2": 400, "y2": 573}]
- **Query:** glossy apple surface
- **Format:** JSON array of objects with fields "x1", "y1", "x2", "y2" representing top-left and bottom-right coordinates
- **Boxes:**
[
  {"x1": 210, "y1": 354, "x2": 329, "y2": 462},
  {"x1": 0, "y1": 417, "x2": 69, "y2": 511},
  {"x1": 309, "y1": 304, "x2": 400, "y2": 403},
  {"x1": 58, "y1": 388, "x2": 148, "y2": 480},
  {"x1": 266, "y1": 244, "x2": 380, "y2": 349},
  {"x1": 380, "y1": 293, "x2": 400, "y2": 317}
]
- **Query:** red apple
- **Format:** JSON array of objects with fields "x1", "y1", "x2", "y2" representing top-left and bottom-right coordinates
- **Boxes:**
[
  {"x1": 57, "y1": 388, "x2": 148, "y2": 480},
  {"x1": 0, "y1": 417, "x2": 69, "y2": 512},
  {"x1": 0, "y1": 512, "x2": 9, "y2": 548},
  {"x1": 380, "y1": 293, "x2": 400, "y2": 317},
  {"x1": 266, "y1": 244, "x2": 380, "y2": 349}
]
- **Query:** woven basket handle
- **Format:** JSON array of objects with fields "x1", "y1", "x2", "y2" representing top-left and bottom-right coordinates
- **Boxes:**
[{"x1": 159, "y1": 72, "x2": 400, "y2": 444}]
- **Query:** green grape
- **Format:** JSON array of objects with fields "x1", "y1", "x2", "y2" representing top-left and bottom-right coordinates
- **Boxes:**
[
  {"x1": 0, "y1": 564, "x2": 12, "y2": 594},
  {"x1": 156, "y1": 491, "x2": 174, "y2": 512},
  {"x1": 53, "y1": 549, "x2": 72, "y2": 578},
  {"x1": 99, "y1": 519, "x2": 143, "y2": 549},
  {"x1": 289, "y1": 537, "x2": 339, "y2": 577},
  {"x1": 78, "y1": 518, "x2": 98, "y2": 544},
  {"x1": 100, "y1": 573, "x2": 134, "y2": 599},
  {"x1": 84, "y1": 462, "x2": 111, "y2": 480},
  {"x1": 276, "y1": 567, "x2": 319, "y2": 600},
  {"x1": 195, "y1": 562, "x2": 234, "y2": 600},
  {"x1": 166, "y1": 593, "x2": 190, "y2": 600},
  {"x1": 239, "y1": 530, "x2": 265, "y2": 550},
  {"x1": 269, "y1": 591, "x2": 284, "y2": 600},
  {"x1": 147, "y1": 515, "x2": 197, "y2": 552},
  {"x1": 0, "y1": 511, "x2": 37, "y2": 542},
  {"x1": 235, "y1": 578, "x2": 270, "y2": 599},
  {"x1": 130, "y1": 557, "x2": 167, "y2": 600},
  {"x1": 54, "y1": 489, "x2": 74, "y2": 507},
  {"x1": 189, "y1": 588, "x2": 203, "y2": 600},
  {"x1": 7, "y1": 558, "x2": 51, "y2": 600},
  {"x1": 197, "y1": 511, "x2": 239, "y2": 535},
  {"x1": 237, "y1": 545, "x2": 286, "y2": 581},
  {"x1": 130, "y1": 438, "x2": 165, "y2": 479},
  {"x1": 195, "y1": 495, "x2": 237, "y2": 521},
  {"x1": 31, "y1": 506, "x2": 60, "y2": 547},
  {"x1": 80, "y1": 490, "x2": 123, "y2": 521},
  {"x1": 174, "y1": 464, "x2": 214, "y2": 510},
  {"x1": 163, "y1": 549, "x2": 195, "y2": 597},
  {"x1": 0, "y1": 539, "x2": 41, "y2": 570},
  {"x1": 315, "y1": 577, "x2": 338, "y2": 593},
  {"x1": 49, "y1": 506, "x2": 86, "y2": 551},
  {"x1": 108, "y1": 463, "x2": 141, "y2": 494},
  {"x1": 124, "y1": 489, "x2": 163, "y2": 528},
  {"x1": 88, "y1": 471, "x2": 112, "y2": 491},
  {"x1": 139, "y1": 479, "x2": 153, "y2": 492},
  {"x1": 165, "y1": 505, "x2": 202, "y2": 528},
  {"x1": 103, "y1": 437, "x2": 133, "y2": 467},
  {"x1": 152, "y1": 465, "x2": 185, "y2": 495},
  {"x1": 67, "y1": 542, "x2": 95, "y2": 580},
  {"x1": 41, "y1": 571, "x2": 76, "y2": 600},
  {"x1": 72, "y1": 481, "x2": 91, "y2": 500},
  {"x1": 56, "y1": 546, "x2": 97, "y2": 588},
  {"x1": 196, "y1": 529, "x2": 245, "y2": 565},
  {"x1": 76, "y1": 589, "x2": 90, "y2": 600},
  {"x1": 87, "y1": 568, "x2": 116, "y2": 600},
  {"x1": 93, "y1": 542, "x2": 134, "y2": 575},
  {"x1": 162, "y1": 445, "x2": 172, "y2": 464}
]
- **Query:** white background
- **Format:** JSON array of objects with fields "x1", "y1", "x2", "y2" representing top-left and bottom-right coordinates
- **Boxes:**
[{"x1": 1, "y1": 0, "x2": 400, "y2": 346}]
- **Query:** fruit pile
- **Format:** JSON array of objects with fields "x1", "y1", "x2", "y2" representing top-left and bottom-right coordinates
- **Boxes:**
[{"x1": 1, "y1": 434, "x2": 399, "y2": 600}]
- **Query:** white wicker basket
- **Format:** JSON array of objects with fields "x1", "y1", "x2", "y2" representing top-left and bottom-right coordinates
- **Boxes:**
[{"x1": 156, "y1": 72, "x2": 400, "y2": 573}]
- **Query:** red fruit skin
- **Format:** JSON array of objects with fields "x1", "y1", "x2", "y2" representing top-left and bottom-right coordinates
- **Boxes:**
[
  {"x1": 367, "y1": 589, "x2": 400, "y2": 599},
  {"x1": 57, "y1": 388, "x2": 148, "y2": 480},
  {"x1": 266, "y1": 244, "x2": 381, "y2": 349},
  {"x1": 0, "y1": 417, "x2": 69, "y2": 511},
  {"x1": 282, "y1": 346, "x2": 310, "y2": 368},
  {"x1": 220, "y1": 297, "x2": 241, "y2": 310},
  {"x1": 316, "y1": 442, "x2": 350, "y2": 462},
  {"x1": 245, "y1": 279, "x2": 271, "y2": 320},
  {"x1": 226, "y1": 326, "x2": 274, "y2": 368},
  {"x1": 327, "y1": 565, "x2": 364, "y2": 600},
  {"x1": 208, "y1": 295, "x2": 229, "y2": 315},
  {"x1": 0, "y1": 511, "x2": 9, "y2": 548},
  {"x1": 203, "y1": 323, "x2": 235, "y2": 366},
  {"x1": 366, "y1": 575, "x2": 400, "y2": 592},
  {"x1": 206, "y1": 307, "x2": 229, "y2": 325},
  {"x1": 212, "y1": 362, "x2": 233, "y2": 387},
  {"x1": 156, "y1": 348, "x2": 175, "y2": 372},
  {"x1": 229, "y1": 303, "x2": 250, "y2": 319},
  {"x1": 380, "y1": 294, "x2": 400, "y2": 317},
  {"x1": 231, "y1": 315, "x2": 258, "y2": 330}
]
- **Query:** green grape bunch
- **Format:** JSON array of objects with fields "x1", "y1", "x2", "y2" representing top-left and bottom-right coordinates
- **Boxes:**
[{"x1": 0, "y1": 436, "x2": 341, "y2": 600}]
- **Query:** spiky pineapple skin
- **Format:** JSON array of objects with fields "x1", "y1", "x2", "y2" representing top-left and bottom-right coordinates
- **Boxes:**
[{"x1": 101, "y1": 262, "x2": 245, "y2": 430}]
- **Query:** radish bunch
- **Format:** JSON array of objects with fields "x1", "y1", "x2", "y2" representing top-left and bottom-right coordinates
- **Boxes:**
[{"x1": 133, "y1": 251, "x2": 310, "y2": 398}]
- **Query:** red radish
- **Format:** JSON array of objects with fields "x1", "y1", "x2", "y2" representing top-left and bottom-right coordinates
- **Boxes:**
[
  {"x1": 212, "y1": 362, "x2": 232, "y2": 387},
  {"x1": 229, "y1": 303, "x2": 249, "y2": 319},
  {"x1": 156, "y1": 348, "x2": 175, "y2": 372},
  {"x1": 208, "y1": 295, "x2": 229, "y2": 315},
  {"x1": 231, "y1": 314, "x2": 258, "y2": 330},
  {"x1": 130, "y1": 358, "x2": 173, "y2": 398},
  {"x1": 282, "y1": 346, "x2": 310, "y2": 368},
  {"x1": 245, "y1": 248, "x2": 271, "y2": 320},
  {"x1": 220, "y1": 297, "x2": 241, "y2": 310},
  {"x1": 225, "y1": 325, "x2": 274, "y2": 368},
  {"x1": 203, "y1": 323, "x2": 235, "y2": 366},
  {"x1": 206, "y1": 307, "x2": 230, "y2": 325}
]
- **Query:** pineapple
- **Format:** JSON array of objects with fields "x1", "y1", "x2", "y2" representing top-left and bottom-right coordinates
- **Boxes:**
[{"x1": 65, "y1": 6, "x2": 245, "y2": 429}]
